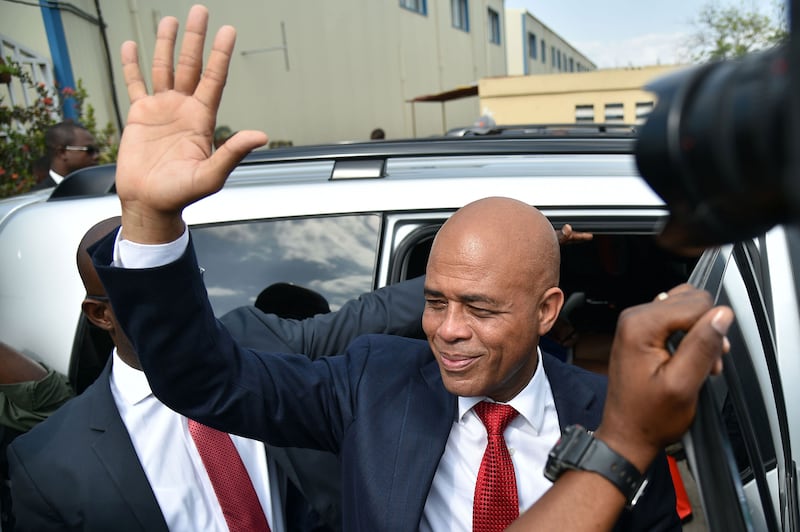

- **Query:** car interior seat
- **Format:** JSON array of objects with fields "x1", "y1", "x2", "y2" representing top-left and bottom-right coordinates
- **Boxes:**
[{"x1": 48, "y1": 164, "x2": 117, "y2": 200}]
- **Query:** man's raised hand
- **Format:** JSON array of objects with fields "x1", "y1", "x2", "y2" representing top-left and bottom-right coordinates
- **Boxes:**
[{"x1": 116, "y1": 5, "x2": 268, "y2": 244}]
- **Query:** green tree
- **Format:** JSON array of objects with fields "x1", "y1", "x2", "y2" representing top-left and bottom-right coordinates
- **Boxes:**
[
  {"x1": 0, "y1": 58, "x2": 117, "y2": 198},
  {"x1": 687, "y1": 1, "x2": 788, "y2": 63}
]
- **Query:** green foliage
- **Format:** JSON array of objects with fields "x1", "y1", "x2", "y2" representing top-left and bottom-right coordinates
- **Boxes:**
[
  {"x1": 688, "y1": 1, "x2": 788, "y2": 63},
  {"x1": 0, "y1": 58, "x2": 117, "y2": 198}
]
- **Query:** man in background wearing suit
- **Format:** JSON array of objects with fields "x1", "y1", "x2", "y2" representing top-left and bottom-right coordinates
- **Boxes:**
[
  {"x1": 86, "y1": 6, "x2": 706, "y2": 531},
  {"x1": 30, "y1": 121, "x2": 100, "y2": 190}
]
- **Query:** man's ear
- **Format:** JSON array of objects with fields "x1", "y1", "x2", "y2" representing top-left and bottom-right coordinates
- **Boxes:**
[
  {"x1": 81, "y1": 299, "x2": 113, "y2": 331},
  {"x1": 537, "y1": 287, "x2": 565, "y2": 336}
]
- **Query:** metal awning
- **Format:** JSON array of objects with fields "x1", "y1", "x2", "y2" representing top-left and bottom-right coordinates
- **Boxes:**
[{"x1": 406, "y1": 83, "x2": 479, "y2": 136}]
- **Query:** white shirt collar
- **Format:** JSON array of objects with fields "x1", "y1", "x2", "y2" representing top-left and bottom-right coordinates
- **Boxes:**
[
  {"x1": 110, "y1": 348, "x2": 153, "y2": 405},
  {"x1": 49, "y1": 169, "x2": 64, "y2": 184},
  {"x1": 457, "y1": 346, "x2": 549, "y2": 434}
]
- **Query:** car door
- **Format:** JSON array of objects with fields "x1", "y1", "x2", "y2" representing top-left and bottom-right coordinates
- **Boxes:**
[{"x1": 686, "y1": 226, "x2": 800, "y2": 531}]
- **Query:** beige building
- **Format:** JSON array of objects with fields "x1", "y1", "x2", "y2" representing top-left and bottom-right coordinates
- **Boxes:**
[
  {"x1": 1, "y1": 0, "x2": 510, "y2": 145},
  {"x1": 504, "y1": 8, "x2": 595, "y2": 76},
  {"x1": 479, "y1": 64, "x2": 687, "y2": 125}
]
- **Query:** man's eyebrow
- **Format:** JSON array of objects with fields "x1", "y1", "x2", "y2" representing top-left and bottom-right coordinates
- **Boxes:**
[
  {"x1": 459, "y1": 294, "x2": 500, "y2": 306},
  {"x1": 423, "y1": 288, "x2": 499, "y2": 306}
]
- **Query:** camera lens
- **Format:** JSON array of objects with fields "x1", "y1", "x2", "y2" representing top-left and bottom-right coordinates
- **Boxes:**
[{"x1": 636, "y1": 45, "x2": 791, "y2": 249}]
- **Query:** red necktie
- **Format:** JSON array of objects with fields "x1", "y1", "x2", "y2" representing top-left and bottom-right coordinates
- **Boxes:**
[
  {"x1": 472, "y1": 401, "x2": 520, "y2": 532},
  {"x1": 188, "y1": 419, "x2": 271, "y2": 532}
]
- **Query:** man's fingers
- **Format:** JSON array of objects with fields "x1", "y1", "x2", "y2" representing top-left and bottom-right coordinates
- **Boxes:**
[
  {"x1": 174, "y1": 5, "x2": 209, "y2": 94},
  {"x1": 667, "y1": 306, "x2": 733, "y2": 392},
  {"x1": 121, "y1": 41, "x2": 147, "y2": 103},
  {"x1": 151, "y1": 15, "x2": 179, "y2": 93},
  {"x1": 660, "y1": 283, "x2": 695, "y2": 299},
  {"x1": 194, "y1": 25, "x2": 236, "y2": 112}
]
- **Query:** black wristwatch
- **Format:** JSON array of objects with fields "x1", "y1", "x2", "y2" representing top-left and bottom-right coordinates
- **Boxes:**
[{"x1": 544, "y1": 424, "x2": 649, "y2": 508}]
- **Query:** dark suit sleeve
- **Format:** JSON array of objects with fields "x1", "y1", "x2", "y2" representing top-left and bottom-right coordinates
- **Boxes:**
[
  {"x1": 7, "y1": 443, "x2": 66, "y2": 532},
  {"x1": 219, "y1": 276, "x2": 424, "y2": 357},
  {"x1": 90, "y1": 232, "x2": 359, "y2": 450}
]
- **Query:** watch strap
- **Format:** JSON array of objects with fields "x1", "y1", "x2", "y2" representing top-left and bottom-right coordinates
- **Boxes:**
[{"x1": 580, "y1": 430, "x2": 648, "y2": 506}]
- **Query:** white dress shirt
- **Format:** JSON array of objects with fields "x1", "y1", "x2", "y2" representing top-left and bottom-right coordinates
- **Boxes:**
[
  {"x1": 110, "y1": 228, "x2": 284, "y2": 532},
  {"x1": 420, "y1": 348, "x2": 561, "y2": 532}
]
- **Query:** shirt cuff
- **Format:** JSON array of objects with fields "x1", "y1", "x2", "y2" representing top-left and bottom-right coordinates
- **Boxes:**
[{"x1": 112, "y1": 225, "x2": 189, "y2": 269}]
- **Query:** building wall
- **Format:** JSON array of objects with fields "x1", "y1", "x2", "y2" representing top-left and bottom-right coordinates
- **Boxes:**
[
  {"x1": 0, "y1": 3, "x2": 50, "y2": 61},
  {"x1": 479, "y1": 65, "x2": 687, "y2": 125},
  {"x1": 2, "y1": 0, "x2": 509, "y2": 145},
  {"x1": 504, "y1": 8, "x2": 595, "y2": 76},
  {"x1": 1, "y1": 0, "x2": 124, "y2": 134}
]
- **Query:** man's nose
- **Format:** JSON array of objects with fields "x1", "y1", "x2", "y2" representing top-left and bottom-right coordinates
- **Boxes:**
[{"x1": 436, "y1": 305, "x2": 471, "y2": 342}]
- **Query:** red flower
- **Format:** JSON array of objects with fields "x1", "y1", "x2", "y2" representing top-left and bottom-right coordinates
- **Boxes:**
[
  {"x1": 62, "y1": 87, "x2": 75, "y2": 96},
  {"x1": 11, "y1": 173, "x2": 18, "y2": 180},
  {"x1": 0, "y1": 167, "x2": 5, "y2": 176},
  {"x1": 42, "y1": 97, "x2": 53, "y2": 106}
]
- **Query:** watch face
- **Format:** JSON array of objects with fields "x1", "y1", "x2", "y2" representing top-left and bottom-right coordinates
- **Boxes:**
[
  {"x1": 544, "y1": 454, "x2": 563, "y2": 482},
  {"x1": 544, "y1": 425, "x2": 588, "y2": 482}
]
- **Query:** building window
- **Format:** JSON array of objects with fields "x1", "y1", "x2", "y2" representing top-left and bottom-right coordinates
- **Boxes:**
[
  {"x1": 400, "y1": 0, "x2": 427, "y2": 15},
  {"x1": 635, "y1": 101, "x2": 655, "y2": 124},
  {"x1": 541, "y1": 39, "x2": 546, "y2": 63},
  {"x1": 569, "y1": 57, "x2": 574, "y2": 72},
  {"x1": 575, "y1": 104, "x2": 594, "y2": 123},
  {"x1": 487, "y1": 8, "x2": 501, "y2": 44},
  {"x1": 551, "y1": 46, "x2": 556, "y2": 66},
  {"x1": 528, "y1": 32, "x2": 537, "y2": 59},
  {"x1": 557, "y1": 49, "x2": 562, "y2": 70},
  {"x1": 604, "y1": 103, "x2": 625, "y2": 123},
  {"x1": 452, "y1": 0, "x2": 469, "y2": 31}
]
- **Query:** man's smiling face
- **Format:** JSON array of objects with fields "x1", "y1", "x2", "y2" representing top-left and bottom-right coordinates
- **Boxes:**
[{"x1": 422, "y1": 197, "x2": 564, "y2": 403}]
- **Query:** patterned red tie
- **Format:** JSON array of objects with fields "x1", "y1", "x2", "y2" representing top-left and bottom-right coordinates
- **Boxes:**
[
  {"x1": 188, "y1": 419, "x2": 271, "y2": 532},
  {"x1": 473, "y1": 401, "x2": 520, "y2": 532}
]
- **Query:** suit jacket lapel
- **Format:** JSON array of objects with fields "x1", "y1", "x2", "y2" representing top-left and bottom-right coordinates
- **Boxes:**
[
  {"x1": 88, "y1": 362, "x2": 169, "y2": 532},
  {"x1": 541, "y1": 353, "x2": 605, "y2": 430},
  {"x1": 386, "y1": 358, "x2": 455, "y2": 531}
]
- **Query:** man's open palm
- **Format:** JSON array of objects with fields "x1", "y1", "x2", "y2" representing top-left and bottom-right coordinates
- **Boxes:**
[{"x1": 116, "y1": 5, "x2": 267, "y2": 242}]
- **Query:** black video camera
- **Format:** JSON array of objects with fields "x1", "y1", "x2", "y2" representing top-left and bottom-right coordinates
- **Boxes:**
[{"x1": 634, "y1": 2, "x2": 799, "y2": 251}]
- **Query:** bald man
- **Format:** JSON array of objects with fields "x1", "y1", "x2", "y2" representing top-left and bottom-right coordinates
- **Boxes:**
[
  {"x1": 85, "y1": 6, "x2": 692, "y2": 530},
  {"x1": 93, "y1": 193, "x2": 679, "y2": 532}
]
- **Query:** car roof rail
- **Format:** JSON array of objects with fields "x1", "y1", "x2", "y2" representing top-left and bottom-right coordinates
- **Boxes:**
[
  {"x1": 446, "y1": 123, "x2": 638, "y2": 137},
  {"x1": 48, "y1": 164, "x2": 117, "y2": 201}
]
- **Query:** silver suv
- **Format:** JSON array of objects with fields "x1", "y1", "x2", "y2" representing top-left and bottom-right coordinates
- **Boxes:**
[{"x1": 0, "y1": 130, "x2": 796, "y2": 531}]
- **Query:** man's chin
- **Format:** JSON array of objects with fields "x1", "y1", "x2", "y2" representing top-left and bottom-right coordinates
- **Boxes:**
[{"x1": 440, "y1": 373, "x2": 485, "y2": 398}]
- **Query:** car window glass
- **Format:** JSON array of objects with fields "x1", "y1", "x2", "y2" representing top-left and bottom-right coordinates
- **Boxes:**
[{"x1": 191, "y1": 215, "x2": 381, "y2": 316}]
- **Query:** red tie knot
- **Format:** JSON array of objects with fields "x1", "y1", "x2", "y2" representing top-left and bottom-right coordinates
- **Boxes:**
[{"x1": 474, "y1": 401, "x2": 519, "y2": 435}]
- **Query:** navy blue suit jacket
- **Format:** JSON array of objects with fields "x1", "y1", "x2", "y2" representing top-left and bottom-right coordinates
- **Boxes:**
[
  {"x1": 8, "y1": 362, "x2": 173, "y2": 532},
  {"x1": 92, "y1": 232, "x2": 679, "y2": 532}
]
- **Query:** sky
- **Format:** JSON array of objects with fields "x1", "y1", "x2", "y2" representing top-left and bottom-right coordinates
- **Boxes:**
[{"x1": 504, "y1": 0, "x2": 781, "y2": 68}]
